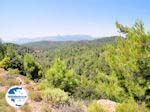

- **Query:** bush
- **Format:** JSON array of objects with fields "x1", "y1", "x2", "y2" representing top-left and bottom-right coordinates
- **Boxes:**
[
  {"x1": 73, "y1": 76, "x2": 100, "y2": 100},
  {"x1": 43, "y1": 88, "x2": 70, "y2": 105},
  {"x1": 44, "y1": 58, "x2": 79, "y2": 94},
  {"x1": 116, "y1": 99, "x2": 148, "y2": 112},
  {"x1": 38, "y1": 80, "x2": 53, "y2": 90},
  {"x1": 0, "y1": 56, "x2": 10, "y2": 69},
  {"x1": 24, "y1": 54, "x2": 42, "y2": 79},
  {"x1": 87, "y1": 101, "x2": 107, "y2": 112},
  {"x1": 8, "y1": 68, "x2": 20, "y2": 75},
  {"x1": 7, "y1": 56, "x2": 24, "y2": 74}
]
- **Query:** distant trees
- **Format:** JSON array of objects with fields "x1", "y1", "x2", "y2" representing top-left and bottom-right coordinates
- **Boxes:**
[
  {"x1": 24, "y1": 54, "x2": 42, "y2": 79},
  {"x1": 5, "y1": 45, "x2": 24, "y2": 74},
  {"x1": 0, "y1": 44, "x2": 24, "y2": 75},
  {"x1": 0, "y1": 39, "x2": 5, "y2": 60},
  {"x1": 0, "y1": 41, "x2": 43, "y2": 79}
]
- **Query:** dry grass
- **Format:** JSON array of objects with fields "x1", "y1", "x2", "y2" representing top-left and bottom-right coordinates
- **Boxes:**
[
  {"x1": 20, "y1": 104, "x2": 32, "y2": 112},
  {"x1": 29, "y1": 91, "x2": 43, "y2": 102}
]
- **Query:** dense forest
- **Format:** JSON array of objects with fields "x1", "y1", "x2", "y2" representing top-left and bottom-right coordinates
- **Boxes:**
[{"x1": 0, "y1": 21, "x2": 150, "y2": 112}]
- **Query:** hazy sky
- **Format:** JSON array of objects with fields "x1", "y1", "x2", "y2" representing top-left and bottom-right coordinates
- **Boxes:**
[{"x1": 0, "y1": 0, "x2": 150, "y2": 41}]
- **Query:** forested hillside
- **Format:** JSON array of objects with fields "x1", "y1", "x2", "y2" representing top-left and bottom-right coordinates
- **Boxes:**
[{"x1": 0, "y1": 21, "x2": 150, "y2": 112}]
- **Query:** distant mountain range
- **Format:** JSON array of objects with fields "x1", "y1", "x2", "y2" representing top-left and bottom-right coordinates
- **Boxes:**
[
  {"x1": 10, "y1": 35, "x2": 94, "y2": 44},
  {"x1": 22, "y1": 36, "x2": 118, "y2": 50}
]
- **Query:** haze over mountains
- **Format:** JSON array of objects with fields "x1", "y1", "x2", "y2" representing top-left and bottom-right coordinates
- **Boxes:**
[{"x1": 9, "y1": 35, "x2": 94, "y2": 44}]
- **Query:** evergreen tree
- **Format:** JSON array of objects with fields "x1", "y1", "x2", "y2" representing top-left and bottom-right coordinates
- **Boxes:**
[
  {"x1": 44, "y1": 58, "x2": 79, "y2": 94},
  {"x1": 24, "y1": 54, "x2": 42, "y2": 79}
]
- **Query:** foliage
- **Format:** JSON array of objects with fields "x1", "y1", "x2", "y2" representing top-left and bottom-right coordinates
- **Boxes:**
[
  {"x1": 24, "y1": 54, "x2": 42, "y2": 79},
  {"x1": 73, "y1": 76, "x2": 100, "y2": 100},
  {"x1": 95, "y1": 72, "x2": 125, "y2": 101},
  {"x1": 87, "y1": 101, "x2": 107, "y2": 112},
  {"x1": 116, "y1": 99, "x2": 148, "y2": 112},
  {"x1": 7, "y1": 56, "x2": 24, "y2": 74},
  {"x1": 0, "y1": 56, "x2": 10, "y2": 69},
  {"x1": 0, "y1": 39, "x2": 5, "y2": 60},
  {"x1": 102, "y1": 20, "x2": 150, "y2": 105},
  {"x1": 42, "y1": 88, "x2": 70, "y2": 105},
  {"x1": 8, "y1": 68, "x2": 20, "y2": 75},
  {"x1": 43, "y1": 58, "x2": 79, "y2": 94},
  {"x1": 5, "y1": 44, "x2": 16, "y2": 58},
  {"x1": 0, "y1": 44, "x2": 24, "y2": 74}
]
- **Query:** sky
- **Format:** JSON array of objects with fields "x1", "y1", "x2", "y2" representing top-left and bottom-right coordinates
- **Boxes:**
[{"x1": 0, "y1": 0, "x2": 150, "y2": 41}]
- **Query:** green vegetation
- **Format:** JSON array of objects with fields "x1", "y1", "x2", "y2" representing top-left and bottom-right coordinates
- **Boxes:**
[
  {"x1": 116, "y1": 99, "x2": 148, "y2": 112},
  {"x1": 42, "y1": 58, "x2": 79, "y2": 94},
  {"x1": 24, "y1": 54, "x2": 42, "y2": 79},
  {"x1": 0, "y1": 56, "x2": 10, "y2": 69},
  {"x1": 87, "y1": 101, "x2": 107, "y2": 112},
  {"x1": 0, "y1": 20, "x2": 149, "y2": 111},
  {"x1": 42, "y1": 88, "x2": 70, "y2": 105},
  {"x1": 8, "y1": 68, "x2": 20, "y2": 75},
  {"x1": 0, "y1": 39, "x2": 5, "y2": 60}
]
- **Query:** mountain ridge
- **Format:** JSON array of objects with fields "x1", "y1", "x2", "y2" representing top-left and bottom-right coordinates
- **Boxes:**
[{"x1": 10, "y1": 34, "x2": 94, "y2": 44}]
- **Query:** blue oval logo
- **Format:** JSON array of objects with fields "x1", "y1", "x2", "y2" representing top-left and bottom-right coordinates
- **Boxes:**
[{"x1": 5, "y1": 86, "x2": 28, "y2": 108}]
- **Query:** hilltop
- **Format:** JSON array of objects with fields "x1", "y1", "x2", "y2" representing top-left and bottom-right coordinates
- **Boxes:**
[{"x1": 22, "y1": 36, "x2": 118, "y2": 50}]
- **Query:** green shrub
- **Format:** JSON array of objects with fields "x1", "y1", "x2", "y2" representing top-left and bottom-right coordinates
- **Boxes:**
[
  {"x1": 38, "y1": 80, "x2": 53, "y2": 90},
  {"x1": 24, "y1": 54, "x2": 42, "y2": 79},
  {"x1": 44, "y1": 58, "x2": 79, "y2": 94},
  {"x1": 87, "y1": 101, "x2": 107, "y2": 112},
  {"x1": 0, "y1": 56, "x2": 10, "y2": 69},
  {"x1": 73, "y1": 76, "x2": 101, "y2": 100},
  {"x1": 116, "y1": 99, "x2": 148, "y2": 112},
  {"x1": 43, "y1": 88, "x2": 70, "y2": 105},
  {"x1": 8, "y1": 68, "x2": 20, "y2": 75}
]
